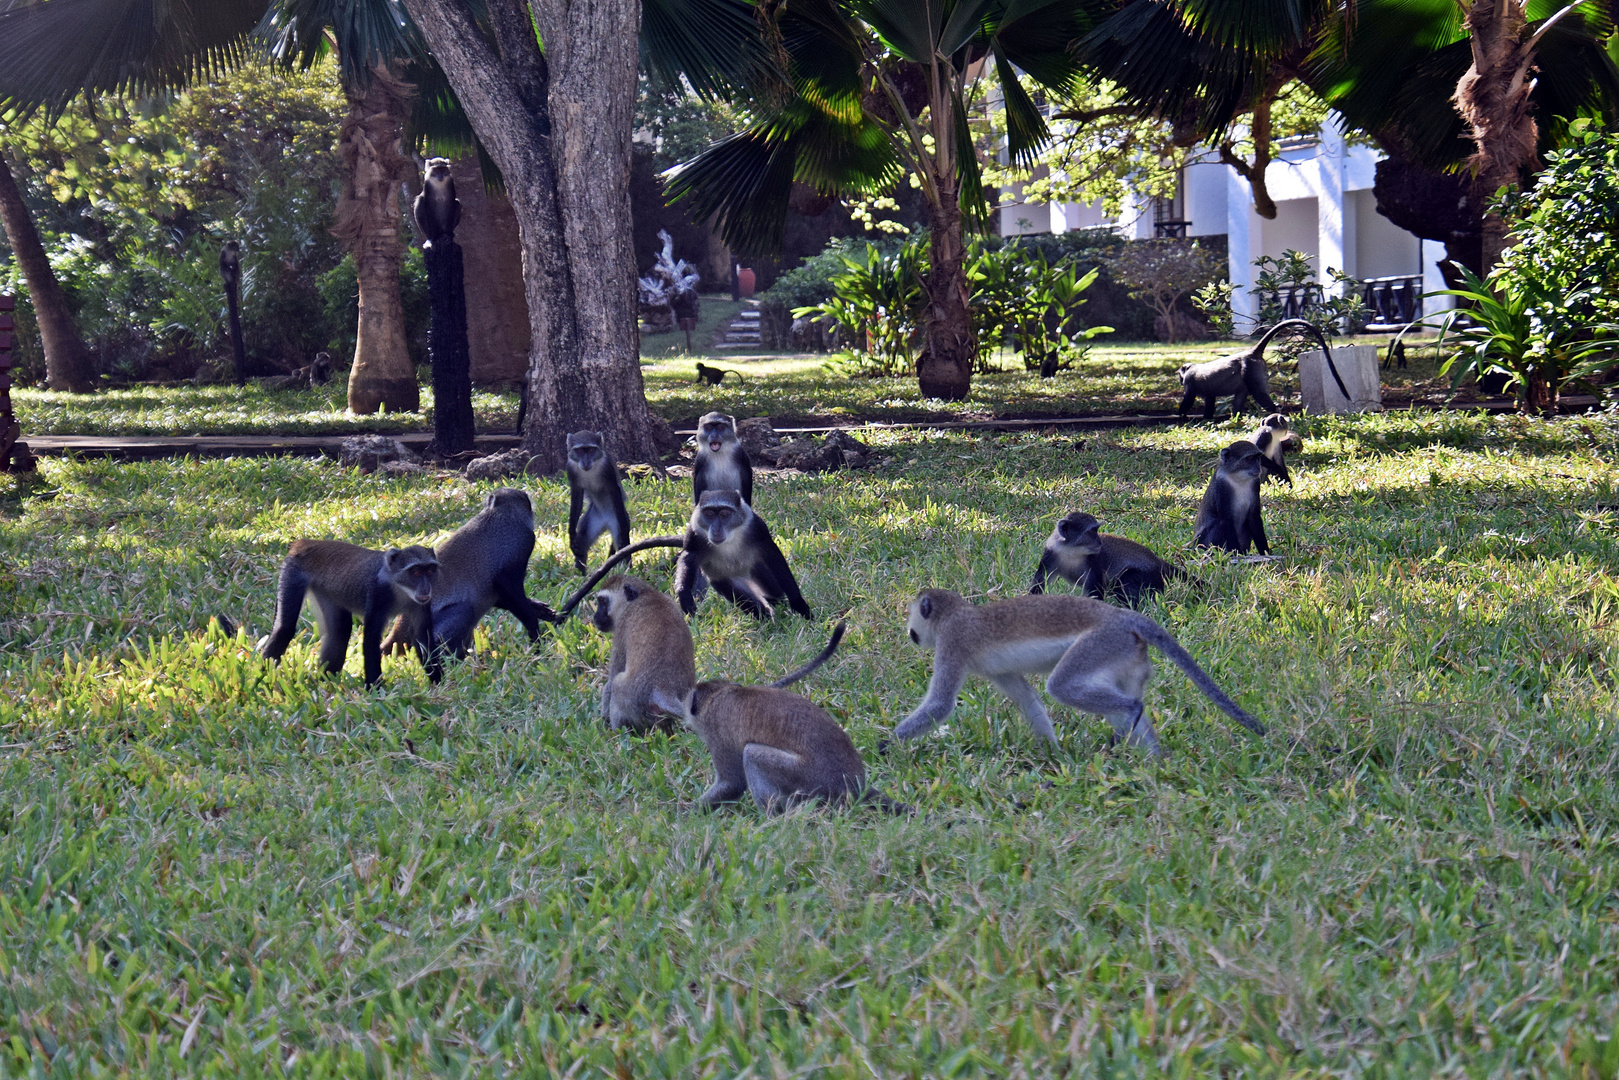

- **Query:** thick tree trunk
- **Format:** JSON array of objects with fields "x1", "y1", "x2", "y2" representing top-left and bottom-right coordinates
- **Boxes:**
[
  {"x1": 425, "y1": 240, "x2": 475, "y2": 454},
  {"x1": 398, "y1": 0, "x2": 664, "y2": 472},
  {"x1": 1455, "y1": 0, "x2": 1537, "y2": 270},
  {"x1": 334, "y1": 65, "x2": 419, "y2": 415},
  {"x1": 916, "y1": 186, "x2": 974, "y2": 400},
  {"x1": 0, "y1": 152, "x2": 94, "y2": 392}
]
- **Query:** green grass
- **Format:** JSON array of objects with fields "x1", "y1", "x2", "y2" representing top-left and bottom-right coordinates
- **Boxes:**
[
  {"x1": 17, "y1": 335, "x2": 1467, "y2": 438},
  {"x1": 4, "y1": 409, "x2": 1619, "y2": 1074}
]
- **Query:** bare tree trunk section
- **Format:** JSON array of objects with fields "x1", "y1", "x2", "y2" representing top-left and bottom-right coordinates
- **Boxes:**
[
  {"x1": 335, "y1": 65, "x2": 419, "y2": 414},
  {"x1": 397, "y1": 0, "x2": 664, "y2": 472},
  {"x1": 1455, "y1": 0, "x2": 1537, "y2": 270},
  {"x1": 0, "y1": 152, "x2": 94, "y2": 392},
  {"x1": 917, "y1": 186, "x2": 974, "y2": 401},
  {"x1": 531, "y1": 0, "x2": 656, "y2": 465}
]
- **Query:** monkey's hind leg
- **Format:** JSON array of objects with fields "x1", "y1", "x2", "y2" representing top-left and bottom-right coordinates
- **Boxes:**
[
  {"x1": 741, "y1": 743, "x2": 813, "y2": 814},
  {"x1": 261, "y1": 564, "x2": 309, "y2": 660},
  {"x1": 1045, "y1": 630, "x2": 1163, "y2": 756},
  {"x1": 493, "y1": 565, "x2": 547, "y2": 641},
  {"x1": 431, "y1": 600, "x2": 479, "y2": 661},
  {"x1": 713, "y1": 578, "x2": 774, "y2": 620},
  {"x1": 988, "y1": 673, "x2": 1059, "y2": 746}
]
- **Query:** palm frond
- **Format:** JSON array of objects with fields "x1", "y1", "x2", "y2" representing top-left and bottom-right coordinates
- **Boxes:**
[{"x1": 641, "y1": 0, "x2": 774, "y2": 99}]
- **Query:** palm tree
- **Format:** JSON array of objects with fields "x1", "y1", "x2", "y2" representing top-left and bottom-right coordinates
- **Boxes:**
[
  {"x1": 0, "y1": 0, "x2": 265, "y2": 392},
  {"x1": 662, "y1": 0, "x2": 1089, "y2": 400}
]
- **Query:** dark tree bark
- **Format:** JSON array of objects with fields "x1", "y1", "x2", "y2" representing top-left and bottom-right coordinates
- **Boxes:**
[
  {"x1": 334, "y1": 64, "x2": 420, "y2": 415},
  {"x1": 917, "y1": 185, "x2": 974, "y2": 400},
  {"x1": 398, "y1": 0, "x2": 664, "y2": 471},
  {"x1": 1372, "y1": 152, "x2": 1483, "y2": 285},
  {"x1": 425, "y1": 240, "x2": 475, "y2": 454},
  {"x1": 0, "y1": 152, "x2": 94, "y2": 392}
]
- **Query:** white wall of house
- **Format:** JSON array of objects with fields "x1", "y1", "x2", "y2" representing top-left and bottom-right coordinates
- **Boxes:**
[{"x1": 1001, "y1": 114, "x2": 1453, "y2": 329}]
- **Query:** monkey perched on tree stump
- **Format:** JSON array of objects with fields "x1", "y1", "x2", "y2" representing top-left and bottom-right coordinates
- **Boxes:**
[{"x1": 415, "y1": 158, "x2": 475, "y2": 456}]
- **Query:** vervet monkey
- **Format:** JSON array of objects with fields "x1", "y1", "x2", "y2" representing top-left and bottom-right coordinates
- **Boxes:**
[
  {"x1": 675, "y1": 490, "x2": 812, "y2": 620},
  {"x1": 260, "y1": 540, "x2": 439, "y2": 686},
  {"x1": 1177, "y1": 319, "x2": 1346, "y2": 419},
  {"x1": 382, "y1": 488, "x2": 557, "y2": 663},
  {"x1": 895, "y1": 589, "x2": 1265, "y2": 756},
  {"x1": 1250, "y1": 413, "x2": 1302, "y2": 485},
  {"x1": 1194, "y1": 441, "x2": 1284, "y2": 554},
  {"x1": 219, "y1": 239, "x2": 247, "y2": 386},
  {"x1": 592, "y1": 574, "x2": 696, "y2": 733},
  {"x1": 1030, "y1": 511, "x2": 1184, "y2": 604},
  {"x1": 412, "y1": 157, "x2": 461, "y2": 247},
  {"x1": 691, "y1": 411, "x2": 753, "y2": 505},
  {"x1": 565, "y1": 431, "x2": 632, "y2": 573},
  {"x1": 681, "y1": 623, "x2": 907, "y2": 813},
  {"x1": 694, "y1": 363, "x2": 742, "y2": 386}
]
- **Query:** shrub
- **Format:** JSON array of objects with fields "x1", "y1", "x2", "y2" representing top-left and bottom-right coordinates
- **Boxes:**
[{"x1": 1106, "y1": 239, "x2": 1223, "y2": 343}]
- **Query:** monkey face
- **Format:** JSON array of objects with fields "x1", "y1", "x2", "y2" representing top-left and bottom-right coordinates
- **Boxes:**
[
  {"x1": 695, "y1": 494, "x2": 741, "y2": 543},
  {"x1": 385, "y1": 547, "x2": 439, "y2": 605},
  {"x1": 1055, "y1": 513, "x2": 1103, "y2": 553},
  {"x1": 906, "y1": 594, "x2": 936, "y2": 648},
  {"x1": 566, "y1": 431, "x2": 604, "y2": 472},
  {"x1": 697, "y1": 412, "x2": 736, "y2": 453},
  {"x1": 592, "y1": 593, "x2": 615, "y2": 632}
]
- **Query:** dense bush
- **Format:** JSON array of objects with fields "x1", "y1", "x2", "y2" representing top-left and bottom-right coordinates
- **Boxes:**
[{"x1": 0, "y1": 61, "x2": 428, "y2": 384}]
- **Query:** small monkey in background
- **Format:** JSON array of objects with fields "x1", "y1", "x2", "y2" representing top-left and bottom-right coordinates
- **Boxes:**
[
  {"x1": 1250, "y1": 413, "x2": 1302, "y2": 485},
  {"x1": 694, "y1": 363, "x2": 742, "y2": 386},
  {"x1": 1194, "y1": 441, "x2": 1284, "y2": 554},
  {"x1": 259, "y1": 540, "x2": 439, "y2": 686},
  {"x1": 1030, "y1": 511, "x2": 1184, "y2": 605},
  {"x1": 413, "y1": 157, "x2": 461, "y2": 247},
  {"x1": 895, "y1": 589, "x2": 1265, "y2": 757},
  {"x1": 592, "y1": 574, "x2": 696, "y2": 733},
  {"x1": 565, "y1": 431, "x2": 632, "y2": 573}
]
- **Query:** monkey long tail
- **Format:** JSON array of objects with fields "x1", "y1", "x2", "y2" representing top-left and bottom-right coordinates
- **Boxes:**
[
  {"x1": 1131, "y1": 616, "x2": 1267, "y2": 736},
  {"x1": 770, "y1": 620, "x2": 847, "y2": 688},
  {"x1": 551, "y1": 535, "x2": 685, "y2": 620},
  {"x1": 1265, "y1": 318, "x2": 1350, "y2": 403}
]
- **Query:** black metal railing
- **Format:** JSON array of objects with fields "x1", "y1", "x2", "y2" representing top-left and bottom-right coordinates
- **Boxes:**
[
  {"x1": 1254, "y1": 283, "x2": 1325, "y2": 322},
  {"x1": 1153, "y1": 219, "x2": 1190, "y2": 239},
  {"x1": 1360, "y1": 274, "x2": 1422, "y2": 331}
]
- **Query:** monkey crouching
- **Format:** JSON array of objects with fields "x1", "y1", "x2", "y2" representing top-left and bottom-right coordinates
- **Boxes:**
[
  {"x1": 676, "y1": 490, "x2": 813, "y2": 620},
  {"x1": 1194, "y1": 441, "x2": 1284, "y2": 554},
  {"x1": 1031, "y1": 511, "x2": 1184, "y2": 604},
  {"x1": 413, "y1": 157, "x2": 461, "y2": 247},
  {"x1": 592, "y1": 574, "x2": 695, "y2": 733},
  {"x1": 895, "y1": 589, "x2": 1264, "y2": 757},
  {"x1": 260, "y1": 540, "x2": 439, "y2": 686},
  {"x1": 682, "y1": 680, "x2": 908, "y2": 814}
]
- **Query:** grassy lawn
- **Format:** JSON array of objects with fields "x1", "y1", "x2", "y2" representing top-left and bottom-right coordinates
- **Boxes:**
[
  {"x1": 3, "y1": 409, "x2": 1618, "y2": 1074},
  {"x1": 15, "y1": 335, "x2": 1470, "y2": 438}
]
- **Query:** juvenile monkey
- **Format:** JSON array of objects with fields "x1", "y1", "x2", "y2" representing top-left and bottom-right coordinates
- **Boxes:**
[
  {"x1": 691, "y1": 411, "x2": 753, "y2": 506},
  {"x1": 413, "y1": 157, "x2": 461, "y2": 247},
  {"x1": 675, "y1": 489, "x2": 813, "y2": 620},
  {"x1": 382, "y1": 488, "x2": 557, "y2": 663},
  {"x1": 895, "y1": 589, "x2": 1265, "y2": 756},
  {"x1": 260, "y1": 540, "x2": 439, "y2": 686},
  {"x1": 1194, "y1": 441, "x2": 1284, "y2": 554},
  {"x1": 592, "y1": 574, "x2": 696, "y2": 733},
  {"x1": 1030, "y1": 512, "x2": 1183, "y2": 604},
  {"x1": 565, "y1": 431, "x2": 632, "y2": 573},
  {"x1": 682, "y1": 623, "x2": 907, "y2": 813},
  {"x1": 1177, "y1": 318, "x2": 1346, "y2": 419},
  {"x1": 1250, "y1": 413, "x2": 1302, "y2": 485},
  {"x1": 694, "y1": 363, "x2": 742, "y2": 386}
]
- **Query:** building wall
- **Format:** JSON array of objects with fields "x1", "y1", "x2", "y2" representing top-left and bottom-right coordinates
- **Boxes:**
[
  {"x1": 1352, "y1": 189, "x2": 1422, "y2": 279},
  {"x1": 1260, "y1": 197, "x2": 1319, "y2": 264}
]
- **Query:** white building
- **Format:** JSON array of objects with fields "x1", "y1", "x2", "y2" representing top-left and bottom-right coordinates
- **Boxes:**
[{"x1": 1001, "y1": 119, "x2": 1451, "y2": 328}]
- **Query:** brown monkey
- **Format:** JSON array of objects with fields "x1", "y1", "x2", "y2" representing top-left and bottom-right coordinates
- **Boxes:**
[{"x1": 592, "y1": 574, "x2": 696, "y2": 733}]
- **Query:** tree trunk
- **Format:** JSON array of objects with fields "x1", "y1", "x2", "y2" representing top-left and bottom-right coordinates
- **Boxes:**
[
  {"x1": 426, "y1": 240, "x2": 476, "y2": 454},
  {"x1": 0, "y1": 151, "x2": 95, "y2": 392},
  {"x1": 1525, "y1": 369, "x2": 1555, "y2": 416},
  {"x1": 334, "y1": 65, "x2": 419, "y2": 415},
  {"x1": 916, "y1": 185, "x2": 974, "y2": 400},
  {"x1": 397, "y1": 0, "x2": 664, "y2": 471},
  {"x1": 1455, "y1": 0, "x2": 1537, "y2": 270}
]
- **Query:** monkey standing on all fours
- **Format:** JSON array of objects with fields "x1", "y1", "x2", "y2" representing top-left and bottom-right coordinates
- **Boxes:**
[
  {"x1": 413, "y1": 157, "x2": 461, "y2": 247},
  {"x1": 1177, "y1": 318, "x2": 1348, "y2": 420},
  {"x1": 1030, "y1": 511, "x2": 1185, "y2": 605},
  {"x1": 565, "y1": 431, "x2": 632, "y2": 574},
  {"x1": 381, "y1": 488, "x2": 558, "y2": 665},
  {"x1": 591, "y1": 574, "x2": 697, "y2": 733},
  {"x1": 259, "y1": 540, "x2": 440, "y2": 686},
  {"x1": 694, "y1": 363, "x2": 742, "y2": 386},
  {"x1": 893, "y1": 589, "x2": 1265, "y2": 757},
  {"x1": 676, "y1": 490, "x2": 813, "y2": 620},
  {"x1": 1194, "y1": 440, "x2": 1285, "y2": 555},
  {"x1": 1250, "y1": 413, "x2": 1302, "y2": 485},
  {"x1": 691, "y1": 411, "x2": 753, "y2": 506},
  {"x1": 681, "y1": 623, "x2": 909, "y2": 814}
]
